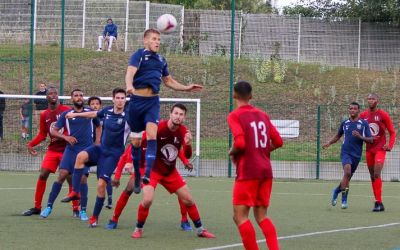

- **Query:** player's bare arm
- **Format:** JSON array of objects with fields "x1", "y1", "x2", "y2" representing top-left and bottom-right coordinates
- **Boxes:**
[
  {"x1": 65, "y1": 111, "x2": 97, "y2": 119},
  {"x1": 95, "y1": 125, "x2": 102, "y2": 145},
  {"x1": 352, "y1": 130, "x2": 373, "y2": 144},
  {"x1": 125, "y1": 66, "x2": 137, "y2": 95},
  {"x1": 27, "y1": 145, "x2": 38, "y2": 156},
  {"x1": 162, "y1": 75, "x2": 203, "y2": 92},
  {"x1": 323, "y1": 134, "x2": 341, "y2": 149},
  {"x1": 50, "y1": 125, "x2": 77, "y2": 145}
]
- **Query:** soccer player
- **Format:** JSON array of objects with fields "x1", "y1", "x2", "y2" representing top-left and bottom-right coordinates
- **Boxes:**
[
  {"x1": 125, "y1": 28, "x2": 202, "y2": 192},
  {"x1": 87, "y1": 96, "x2": 113, "y2": 209},
  {"x1": 106, "y1": 140, "x2": 193, "y2": 231},
  {"x1": 127, "y1": 103, "x2": 214, "y2": 239},
  {"x1": 323, "y1": 102, "x2": 373, "y2": 209},
  {"x1": 61, "y1": 88, "x2": 130, "y2": 227},
  {"x1": 40, "y1": 89, "x2": 101, "y2": 218},
  {"x1": 227, "y1": 81, "x2": 283, "y2": 250},
  {"x1": 22, "y1": 87, "x2": 74, "y2": 216},
  {"x1": 359, "y1": 93, "x2": 396, "y2": 212}
]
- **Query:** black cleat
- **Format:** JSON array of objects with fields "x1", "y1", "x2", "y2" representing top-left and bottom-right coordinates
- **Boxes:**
[
  {"x1": 60, "y1": 191, "x2": 80, "y2": 203},
  {"x1": 22, "y1": 207, "x2": 41, "y2": 216},
  {"x1": 133, "y1": 177, "x2": 141, "y2": 194},
  {"x1": 372, "y1": 201, "x2": 385, "y2": 212},
  {"x1": 142, "y1": 176, "x2": 150, "y2": 185}
]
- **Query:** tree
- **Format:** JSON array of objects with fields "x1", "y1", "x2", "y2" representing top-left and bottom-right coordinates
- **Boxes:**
[{"x1": 283, "y1": 0, "x2": 400, "y2": 23}]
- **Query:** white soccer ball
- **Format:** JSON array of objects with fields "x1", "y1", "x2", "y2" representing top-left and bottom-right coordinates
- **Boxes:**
[{"x1": 156, "y1": 14, "x2": 177, "y2": 33}]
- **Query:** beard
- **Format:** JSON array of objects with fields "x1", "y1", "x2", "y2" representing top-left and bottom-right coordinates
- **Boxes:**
[{"x1": 73, "y1": 101, "x2": 84, "y2": 109}]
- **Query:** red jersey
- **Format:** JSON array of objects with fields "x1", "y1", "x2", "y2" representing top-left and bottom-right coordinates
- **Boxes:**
[
  {"x1": 28, "y1": 104, "x2": 70, "y2": 152},
  {"x1": 227, "y1": 105, "x2": 283, "y2": 180},
  {"x1": 114, "y1": 128, "x2": 192, "y2": 179},
  {"x1": 359, "y1": 109, "x2": 396, "y2": 153},
  {"x1": 150, "y1": 120, "x2": 189, "y2": 176}
]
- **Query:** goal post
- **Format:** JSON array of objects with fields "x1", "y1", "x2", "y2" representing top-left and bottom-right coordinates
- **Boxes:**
[{"x1": 0, "y1": 94, "x2": 201, "y2": 176}]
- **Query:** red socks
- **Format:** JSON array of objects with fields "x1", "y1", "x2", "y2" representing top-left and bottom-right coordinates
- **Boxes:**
[
  {"x1": 112, "y1": 190, "x2": 130, "y2": 222},
  {"x1": 186, "y1": 204, "x2": 200, "y2": 223},
  {"x1": 69, "y1": 185, "x2": 80, "y2": 210},
  {"x1": 372, "y1": 178, "x2": 382, "y2": 202},
  {"x1": 34, "y1": 178, "x2": 46, "y2": 209},
  {"x1": 238, "y1": 220, "x2": 259, "y2": 250},
  {"x1": 178, "y1": 198, "x2": 188, "y2": 222},
  {"x1": 137, "y1": 203, "x2": 150, "y2": 225},
  {"x1": 259, "y1": 217, "x2": 279, "y2": 250}
]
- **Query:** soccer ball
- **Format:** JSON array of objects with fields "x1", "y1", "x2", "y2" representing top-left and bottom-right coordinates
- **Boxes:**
[{"x1": 156, "y1": 14, "x2": 177, "y2": 33}]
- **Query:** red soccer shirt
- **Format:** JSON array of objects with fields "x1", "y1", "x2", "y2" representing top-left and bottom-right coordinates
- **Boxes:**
[
  {"x1": 227, "y1": 105, "x2": 283, "y2": 180},
  {"x1": 359, "y1": 109, "x2": 396, "y2": 153},
  {"x1": 151, "y1": 120, "x2": 189, "y2": 176},
  {"x1": 28, "y1": 104, "x2": 70, "y2": 152}
]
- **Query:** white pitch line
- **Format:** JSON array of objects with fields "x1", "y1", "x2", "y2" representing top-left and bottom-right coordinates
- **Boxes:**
[{"x1": 195, "y1": 222, "x2": 400, "y2": 250}]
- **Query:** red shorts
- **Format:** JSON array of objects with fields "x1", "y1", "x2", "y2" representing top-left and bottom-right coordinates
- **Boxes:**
[
  {"x1": 366, "y1": 151, "x2": 386, "y2": 168},
  {"x1": 41, "y1": 150, "x2": 63, "y2": 173},
  {"x1": 144, "y1": 168, "x2": 186, "y2": 194},
  {"x1": 233, "y1": 178, "x2": 273, "y2": 207}
]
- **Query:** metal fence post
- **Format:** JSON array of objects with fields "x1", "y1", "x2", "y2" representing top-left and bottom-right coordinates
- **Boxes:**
[
  {"x1": 81, "y1": 0, "x2": 86, "y2": 48},
  {"x1": 124, "y1": 0, "x2": 129, "y2": 52},
  {"x1": 297, "y1": 14, "x2": 301, "y2": 63},
  {"x1": 145, "y1": 1, "x2": 150, "y2": 30},
  {"x1": 316, "y1": 105, "x2": 321, "y2": 179},
  {"x1": 33, "y1": 0, "x2": 37, "y2": 45},
  {"x1": 357, "y1": 18, "x2": 361, "y2": 68},
  {"x1": 238, "y1": 10, "x2": 243, "y2": 59},
  {"x1": 179, "y1": 6, "x2": 184, "y2": 50}
]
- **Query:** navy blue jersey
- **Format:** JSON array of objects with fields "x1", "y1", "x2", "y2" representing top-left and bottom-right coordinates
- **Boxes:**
[
  {"x1": 97, "y1": 106, "x2": 130, "y2": 151},
  {"x1": 56, "y1": 108, "x2": 100, "y2": 152},
  {"x1": 338, "y1": 119, "x2": 372, "y2": 158},
  {"x1": 128, "y1": 48, "x2": 169, "y2": 94}
]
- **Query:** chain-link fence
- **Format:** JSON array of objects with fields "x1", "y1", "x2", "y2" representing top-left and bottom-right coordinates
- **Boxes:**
[
  {"x1": 2, "y1": 1, "x2": 400, "y2": 70},
  {"x1": 1, "y1": 96, "x2": 400, "y2": 181}
]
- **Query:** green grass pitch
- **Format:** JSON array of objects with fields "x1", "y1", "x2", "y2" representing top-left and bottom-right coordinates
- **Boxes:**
[{"x1": 1, "y1": 172, "x2": 400, "y2": 250}]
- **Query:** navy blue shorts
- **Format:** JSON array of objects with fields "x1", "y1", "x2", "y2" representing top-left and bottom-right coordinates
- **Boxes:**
[
  {"x1": 85, "y1": 145, "x2": 123, "y2": 183},
  {"x1": 128, "y1": 94, "x2": 160, "y2": 133},
  {"x1": 341, "y1": 153, "x2": 360, "y2": 174},
  {"x1": 59, "y1": 147, "x2": 79, "y2": 174}
]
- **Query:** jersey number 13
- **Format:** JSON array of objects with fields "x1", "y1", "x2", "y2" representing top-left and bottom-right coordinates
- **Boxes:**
[{"x1": 250, "y1": 121, "x2": 268, "y2": 148}]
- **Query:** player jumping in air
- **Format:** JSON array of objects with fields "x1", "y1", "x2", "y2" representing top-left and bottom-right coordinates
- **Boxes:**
[
  {"x1": 359, "y1": 93, "x2": 396, "y2": 212},
  {"x1": 323, "y1": 102, "x2": 373, "y2": 209},
  {"x1": 125, "y1": 28, "x2": 202, "y2": 193},
  {"x1": 228, "y1": 81, "x2": 283, "y2": 250}
]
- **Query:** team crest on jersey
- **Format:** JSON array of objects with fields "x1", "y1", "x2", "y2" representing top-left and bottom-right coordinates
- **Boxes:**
[
  {"x1": 345, "y1": 125, "x2": 349, "y2": 130},
  {"x1": 160, "y1": 144, "x2": 178, "y2": 162},
  {"x1": 357, "y1": 124, "x2": 361, "y2": 130},
  {"x1": 117, "y1": 118, "x2": 123, "y2": 125},
  {"x1": 369, "y1": 123, "x2": 379, "y2": 136}
]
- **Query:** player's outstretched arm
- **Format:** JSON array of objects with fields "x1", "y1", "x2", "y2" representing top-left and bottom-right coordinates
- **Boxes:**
[
  {"x1": 322, "y1": 134, "x2": 341, "y2": 149},
  {"x1": 65, "y1": 111, "x2": 97, "y2": 119},
  {"x1": 162, "y1": 75, "x2": 203, "y2": 92}
]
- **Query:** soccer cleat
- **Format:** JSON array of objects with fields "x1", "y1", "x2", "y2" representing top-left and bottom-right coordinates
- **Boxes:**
[
  {"x1": 142, "y1": 176, "x2": 150, "y2": 185},
  {"x1": 131, "y1": 228, "x2": 143, "y2": 238},
  {"x1": 197, "y1": 229, "x2": 215, "y2": 238},
  {"x1": 88, "y1": 216, "x2": 98, "y2": 228},
  {"x1": 79, "y1": 210, "x2": 89, "y2": 221},
  {"x1": 73, "y1": 210, "x2": 80, "y2": 218},
  {"x1": 22, "y1": 207, "x2": 41, "y2": 216},
  {"x1": 96, "y1": 48, "x2": 102, "y2": 52},
  {"x1": 341, "y1": 201, "x2": 348, "y2": 209},
  {"x1": 40, "y1": 207, "x2": 52, "y2": 218},
  {"x1": 180, "y1": 221, "x2": 192, "y2": 231},
  {"x1": 372, "y1": 201, "x2": 385, "y2": 212},
  {"x1": 331, "y1": 187, "x2": 339, "y2": 206},
  {"x1": 61, "y1": 191, "x2": 80, "y2": 203},
  {"x1": 105, "y1": 202, "x2": 113, "y2": 210},
  {"x1": 106, "y1": 220, "x2": 118, "y2": 230}
]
